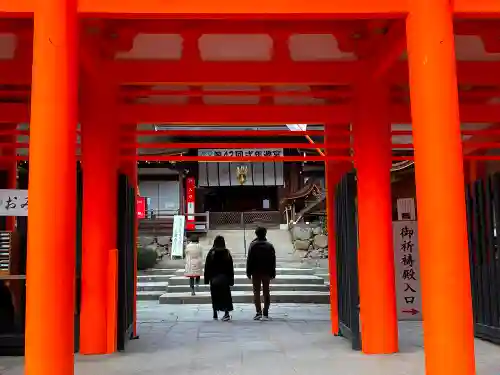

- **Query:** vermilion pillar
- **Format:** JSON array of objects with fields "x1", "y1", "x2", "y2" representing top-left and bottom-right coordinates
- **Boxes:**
[
  {"x1": 353, "y1": 78, "x2": 398, "y2": 354},
  {"x1": 25, "y1": 0, "x2": 78, "y2": 374},
  {"x1": 406, "y1": 1, "x2": 476, "y2": 374},
  {"x1": 80, "y1": 77, "x2": 119, "y2": 354}
]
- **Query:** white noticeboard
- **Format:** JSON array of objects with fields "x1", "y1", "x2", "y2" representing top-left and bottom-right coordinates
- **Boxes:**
[
  {"x1": 393, "y1": 221, "x2": 422, "y2": 321},
  {"x1": 0, "y1": 190, "x2": 28, "y2": 217},
  {"x1": 171, "y1": 215, "x2": 185, "y2": 259}
]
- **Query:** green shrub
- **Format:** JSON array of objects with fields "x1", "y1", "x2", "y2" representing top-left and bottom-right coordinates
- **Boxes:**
[{"x1": 137, "y1": 247, "x2": 157, "y2": 270}]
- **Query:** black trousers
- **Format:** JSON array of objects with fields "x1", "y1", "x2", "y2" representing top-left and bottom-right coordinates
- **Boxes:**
[
  {"x1": 252, "y1": 275, "x2": 271, "y2": 314},
  {"x1": 189, "y1": 276, "x2": 200, "y2": 289}
]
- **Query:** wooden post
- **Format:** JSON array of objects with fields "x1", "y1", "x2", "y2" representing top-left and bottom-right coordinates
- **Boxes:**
[
  {"x1": 80, "y1": 76, "x2": 119, "y2": 354},
  {"x1": 25, "y1": 0, "x2": 78, "y2": 374},
  {"x1": 119, "y1": 124, "x2": 139, "y2": 338},
  {"x1": 353, "y1": 77, "x2": 398, "y2": 354},
  {"x1": 406, "y1": 0, "x2": 476, "y2": 374},
  {"x1": 324, "y1": 124, "x2": 350, "y2": 335}
]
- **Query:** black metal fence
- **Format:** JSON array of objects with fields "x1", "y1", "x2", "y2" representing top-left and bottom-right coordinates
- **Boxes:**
[
  {"x1": 466, "y1": 173, "x2": 500, "y2": 344},
  {"x1": 335, "y1": 172, "x2": 361, "y2": 350},
  {"x1": 116, "y1": 174, "x2": 136, "y2": 350},
  {"x1": 209, "y1": 211, "x2": 282, "y2": 229}
]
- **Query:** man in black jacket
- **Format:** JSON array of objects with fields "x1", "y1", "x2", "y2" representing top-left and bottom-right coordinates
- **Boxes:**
[{"x1": 246, "y1": 227, "x2": 276, "y2": 320}]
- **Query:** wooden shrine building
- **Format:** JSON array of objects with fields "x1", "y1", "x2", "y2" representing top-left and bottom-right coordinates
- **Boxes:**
[{"x1": 0, "y1": 1, "x2": 499, "y2": 375}]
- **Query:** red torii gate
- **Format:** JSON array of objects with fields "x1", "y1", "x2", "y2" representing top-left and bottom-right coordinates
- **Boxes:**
[{"x1": 1, "y1": 1, "x2": 500, "y2": 375}]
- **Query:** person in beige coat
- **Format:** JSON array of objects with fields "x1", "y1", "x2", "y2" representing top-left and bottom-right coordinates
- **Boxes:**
[{"x1": 185, "y1": 235, "x2": 203, "y2": 295}]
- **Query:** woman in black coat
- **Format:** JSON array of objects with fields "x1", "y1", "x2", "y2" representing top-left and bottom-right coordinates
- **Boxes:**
[{"x1": 204, "y1": 235, "x2": 234, "y2": 321}]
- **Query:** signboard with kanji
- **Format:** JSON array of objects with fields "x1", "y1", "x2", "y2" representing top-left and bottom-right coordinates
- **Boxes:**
[
  {"x1": 393, "y1": 221, "x2": 422, "y2": 321},
  {"x1": 136, "y1": 197, "x2": 146, "y2": 219},
  {"x1": 0, "y1": 190, "x2": 28, "y2": 217},
  {"x1": 198, "y1": 148, "x2": 283, "y2": 157},
  {"x1": 186, "y1": 177, "x2": 196, "y2": 230},
  {"x1": 171, "y1": 215, "x2": 185, "y2": 259}
]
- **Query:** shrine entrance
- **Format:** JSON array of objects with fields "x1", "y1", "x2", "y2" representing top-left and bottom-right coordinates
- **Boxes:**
[{"x1": 1, "y1": 1, "x2": 500, "y2": 375}]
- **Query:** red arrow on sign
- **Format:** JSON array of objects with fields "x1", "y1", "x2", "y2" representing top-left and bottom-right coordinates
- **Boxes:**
[{"x1": 402, "y1": 308, "x2": 419, "y2": 315}]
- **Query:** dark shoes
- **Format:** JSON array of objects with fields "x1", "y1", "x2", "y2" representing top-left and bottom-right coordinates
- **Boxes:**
[
  {"x1": 254, "y1": 312, "x2": 270, "y2": 321},
  {"x1": 221, "y1": 312, "x2": 230, "y2": 322}
]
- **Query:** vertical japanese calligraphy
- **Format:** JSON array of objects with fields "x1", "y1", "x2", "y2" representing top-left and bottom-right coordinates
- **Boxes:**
[
  {"x1": 171, "y1": 215, "x2": 185, "y2": 259},
  {"x1": 393, "y1": 220, "x2": 422, "y2": 321},
  {"x1": 0, "y1": 190, "x2": 28, "y2": 217},
  {"x1": 186, "y1": 177, "x2": 196, "y2": 230},
  {"x1": 136, "y1": 197, "x2": 146, "y2": 219}
]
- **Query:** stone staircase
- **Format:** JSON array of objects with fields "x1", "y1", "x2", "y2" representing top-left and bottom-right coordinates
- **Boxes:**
[
  {"x1": 137, "y1": 229, "x2": 331, "y2": 304},
  {"x1": 137, "y1": 260, "x2": 331, "y2": 304}
]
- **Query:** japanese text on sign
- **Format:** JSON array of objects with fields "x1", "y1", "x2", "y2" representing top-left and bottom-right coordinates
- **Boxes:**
[
  {"x1": 393, "y1": 221, "x2": 422, "y2": 321},
  {"x1": 0, "y1": 190, "x2": 28, "y2": 217},
  {"x1": 198, "y1": 149, "x2": 284, "y2": 158},
  {"x1": 186, "y1": 177, "x2": 196, "y2": 229}
]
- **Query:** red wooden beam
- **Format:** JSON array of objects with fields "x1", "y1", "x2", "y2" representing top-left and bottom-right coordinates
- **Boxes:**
[
  {"x1": 118, "y1": 104, "x2": 350, "y2": 124},
  {"x1": 127, "y1": 142, "x2": 333, "y2": 149},
  {"x1": 1, "y1": 102, "x2": 499, "y2": 124},
  {"x1": 132, "y1": 130, "x2": 326, "y2": 137},
  {"x1": 121, "y1": 88, "x2": 351, "y2": 99},
  {"x1": 2, "y1": 154, "x2": 500, "y2": 161},
  {"x1": 1, "y1": 0, "x2": 499, "y2": 21},
  {"x1": 128, "y1": 155, "x2": 352, "y2": 162},
  {"x1": 453, "y1": 0, "x2": 500, "y2": 17},
  {"x1": 370, "y1": 21, "x2": 406, "y2": 78},
  {"x1": 463, "y1": 123, "x2": 500, "y2": 154},
  {"x1": 2, "y1": 60, "x2": 500, "y2": 86},
  {"x1": 118, "y1": 103, "x2": 500, "y2": 124},
  {"x1": 109, "y1": 60, "x2": 358, "y2": 85},
  {"x1": 1, "y1": 102, "x2": 500, "y2": 124},
  {"x1": 115, "y1": 19, "x2": 358, "y2": 35},
  {"x1": 74, "y1": 0, "x2": 407, "y2": 17},
  {"x1": 391, "y1": 61, "x2": 500, "y2": 86},
  {"x1": 111, "y1": 60, "x2": 500, "y2": 86}
]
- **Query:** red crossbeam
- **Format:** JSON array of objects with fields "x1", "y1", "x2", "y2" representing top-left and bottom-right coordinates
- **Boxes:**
[
  {"x1": 4, "y1": 154, "x2": 500, "y2": 162},
  {"x1": 126, "y1": 142, "x2": 331, "y2": 149},
  {"x1": 132, "y1": 130, "x2": 327, "y2": 137}
]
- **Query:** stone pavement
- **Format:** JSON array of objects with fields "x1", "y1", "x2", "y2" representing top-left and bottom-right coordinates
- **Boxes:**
[{"x1": 2, "y1": 302, "x2": 500, "y2": 374}]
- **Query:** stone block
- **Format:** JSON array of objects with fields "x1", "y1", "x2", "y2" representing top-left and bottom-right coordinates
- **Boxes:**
[
  {"x1": 313, "y1": 234, "x2": 328, "y2": 249},
  {"x1": 292, "y1": 226, "x2": 312, "y2": 241},
  {"x1": 294, "y1": 239, "x2": 311, "y2": 251}
]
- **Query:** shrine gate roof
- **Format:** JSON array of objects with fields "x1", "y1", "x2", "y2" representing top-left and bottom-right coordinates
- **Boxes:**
[{"x1": 0, "y1": 18, "x2": 499, "y2": 159}]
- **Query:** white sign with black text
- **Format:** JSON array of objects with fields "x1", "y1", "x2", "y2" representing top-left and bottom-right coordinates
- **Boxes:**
[
  {"x1": 393, "y1": 221, "x2": 422, "y2": 321},
  {"x1": 198, "y1": 149, "x2": 284, "y2": 158},
  {"x1": 171, "y1": 215, "x2": 185, "y2": 259},
  {"x1": 0, "y1": 190, "x2": 28, "y2": 217}
]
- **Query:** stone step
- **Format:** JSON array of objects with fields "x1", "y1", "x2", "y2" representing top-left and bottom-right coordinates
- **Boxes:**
[
  {"x1": 137, "y1": 282, "x2": 169, "y2": 292},
  {"x1": 173, "y1": 267, "x2": 315, "y2": 276},
  {"x1": 315, "y1": 273, "x2": 329, "y2": 281},
  {"x1": 137, "y1": 275, "x2": 172, "y2": 283},
  {"x1": 159, "y1": 290, "x2": 330, "y2": 304},
  {"x1": 167, "y1": 274, "x2": 325, "y2": 286},
  {"x1": 140, "y1": 268, "x2": 178, "y2": 276},
  {"x1": 167, "y1": 283, "x2": 329, "y2": 293},
  {"x1": 137, "y1": 291, "x2": 164, "y2": 301}
]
